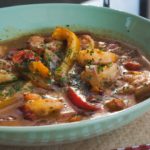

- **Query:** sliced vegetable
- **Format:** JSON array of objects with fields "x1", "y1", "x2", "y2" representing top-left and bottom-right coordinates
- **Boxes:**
[
  {"x1": 67, "y1": 87, "x2": 99, "y2": 111},
  {"x1": 52, "y1": 27, "x2": 80, "y2": 80},
  {"x1": 77, "y1": 49, "x2": 118, "y2": 66},
  {"x1": 29, "y1": 61, "x2": 51, "y2": 78}
]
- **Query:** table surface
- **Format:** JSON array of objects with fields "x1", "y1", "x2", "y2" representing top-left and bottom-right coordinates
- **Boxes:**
[{"x1": 0, "y1": 110, "x2": 150, "y2": 150}]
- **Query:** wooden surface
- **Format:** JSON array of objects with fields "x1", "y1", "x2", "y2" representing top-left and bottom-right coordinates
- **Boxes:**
[{"x1": 0, "y1": 111, "x2": 150, "y2": 150}]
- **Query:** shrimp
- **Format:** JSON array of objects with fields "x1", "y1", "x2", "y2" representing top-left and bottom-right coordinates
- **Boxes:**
[{"x1": 77, "y1": 49, "x2": 118, "y2": 66}]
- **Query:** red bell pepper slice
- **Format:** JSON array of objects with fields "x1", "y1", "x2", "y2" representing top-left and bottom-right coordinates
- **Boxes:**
[
  {"x1": 12, "y1": 50, "x2": 26, "y2": 63},
  {"x1": 67, "y1": 87, "x2": 99, "y2": 111}
]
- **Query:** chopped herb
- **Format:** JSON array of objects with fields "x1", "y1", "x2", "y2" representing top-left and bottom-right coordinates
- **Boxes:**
[
  {"x1": 144, "y1": 83, "x2": 149, "y2": 87},
  {"x1": 12, "y1": 75, "x2": 18, "y2": 81},
  {"x1": 14, "y1": 63, "x2": 20, "y2": 68},
  {"x1": 13, "y1": 81, "x2": 24, "y2": 91},
  {"x1": 7, "y1": 88, "x2": 15, "y2": 96},
  {"x1": 90, "y1": 50, "x2": 94, "y2": 55},
  {"x1": 103, "y1": 80, "x2": 111, "y2": 87},
  {"x1": 47, "y1": 79, "x2": 52, "y2": 84},
  {"x1": 60, "y1": 76, "x2": 68, "y2": 83},
  {"x1": 63, "y1": 60, "x2": 68, "y2": 65},
  {"x1": 107, "y1": 62, "x2": 113, "y2": 67},
  {"x1": 85, "y1": 59, "x2": 94, "y2": 66},
  {"x1": 0, "y1": 93, "x2": 3, "y2": 97},
  {"x1": 66, "y1": 48, "x2": 72, "y2": 57},
  {"x1": 0, "y1": 81, "x2": 25, "y2": 98},
  {"x1": 56, "y1": 67, "x2": 62, "y2": 73},
  {"x1": 86, "y1": 49, "x2": 90, "y2": 53},
  {"x1": 22, "y1": 61, "x2": 30, "y2": 70},
  {"x1": 22, "y1": 83, "x2": 34, "y2": 92},
  {"x1": 97, "y1": 65, "x2": 104, "y2": 73},
  {"x1": 46, "y1": 53, "x2": 51, "y2": 62},
  {"x1": 87, "y1": 75, "x2": 92, "y2": 80},
  {"x1": 55, "y1": 41, "x2": 63, "y2": 48},
  {"x1": 0, "y1": 84, "x2": 6, "y2": 90}
]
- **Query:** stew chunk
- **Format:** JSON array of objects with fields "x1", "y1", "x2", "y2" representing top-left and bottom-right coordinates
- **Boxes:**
[
  {"x1": 21, "y1": 93, "x2": 64, "y2": 120},
  {"x1": 77, "y1": 49, "x2": 118, "y2": 66},
  {"x1": 105, "y1": 99, "x2": 126, "y2": 112}
]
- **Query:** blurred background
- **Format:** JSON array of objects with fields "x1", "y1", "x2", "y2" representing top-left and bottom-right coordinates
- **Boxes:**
[{"x1": 0, "y1": 0, "x2": 149, "y2": 18}]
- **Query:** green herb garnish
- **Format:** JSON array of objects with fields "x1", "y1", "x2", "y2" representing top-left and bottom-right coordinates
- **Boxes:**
[{"x1": 97, "y1": 65, "x2": 104, "y2": 73}]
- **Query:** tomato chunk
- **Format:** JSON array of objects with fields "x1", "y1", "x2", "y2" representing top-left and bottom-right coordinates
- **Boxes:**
[{"x1": 12, "y1": 50, "x2": 40, "y2": 64}]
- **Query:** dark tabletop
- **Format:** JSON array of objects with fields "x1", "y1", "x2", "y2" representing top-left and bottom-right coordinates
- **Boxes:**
[{"x1": 0, "y1": 0, "x2": 85, "y2": 7}]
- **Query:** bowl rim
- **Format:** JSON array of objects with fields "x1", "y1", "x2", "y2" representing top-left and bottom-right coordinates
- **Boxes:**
[
  {"x1": 0, "y1": 3, "x2": 149, "y2": 23},
  {"x1": 0, "y1": 3, "x2": 150, "y2": 131}
]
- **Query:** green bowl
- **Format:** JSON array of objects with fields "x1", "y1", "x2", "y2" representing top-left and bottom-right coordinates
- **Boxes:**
[{"x1": 0, "y1": 3, "x2": 150, "y2": 146}]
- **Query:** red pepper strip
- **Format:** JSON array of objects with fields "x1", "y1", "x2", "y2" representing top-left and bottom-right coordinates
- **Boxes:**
[
  {"x1": 12, "y1": 50, "x2": 40, "y2": 64},
  {"x1": 67, "y1": 87, "x2": 99, "y2": 111},
  {"x1": 12, "y1": 50, "x2": 26, "y2": 63}
]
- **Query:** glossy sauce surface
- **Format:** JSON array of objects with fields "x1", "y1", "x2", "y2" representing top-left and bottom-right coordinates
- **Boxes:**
[{"x1": 0, "y1": 28, "x2": 150, "y2": 126}]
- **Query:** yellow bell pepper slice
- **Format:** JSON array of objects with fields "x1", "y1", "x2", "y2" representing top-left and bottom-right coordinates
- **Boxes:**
[
  {"x1": 29, "y1": 61, "x2": 51, "y2": 78},
  {"x1": 52, "y1": 27, "x2": 80, "y2": 80}
]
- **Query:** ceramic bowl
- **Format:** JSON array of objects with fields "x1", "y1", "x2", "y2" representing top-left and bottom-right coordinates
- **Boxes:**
[{"x1": 0, "y1": 3, "x2": 150, "y2": 146}]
